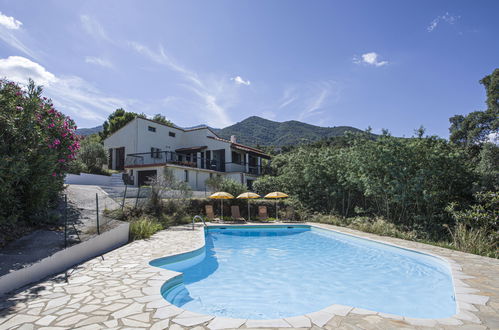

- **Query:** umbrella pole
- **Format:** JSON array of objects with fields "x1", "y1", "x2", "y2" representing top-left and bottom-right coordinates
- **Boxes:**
[
  {"x1": 276, "y1": 200, "x2": 278, "y2": 221},
  {"x1": 248, "y1": 199, "x2": 250, "y2": 222},
  {"x1": 221, "y1": 199, "x2": 223, "y2": 219}
]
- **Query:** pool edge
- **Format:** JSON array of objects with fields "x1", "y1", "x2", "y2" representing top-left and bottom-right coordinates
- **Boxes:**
[{"x1": 144, "y1": 222, "x2": 488, "y2": 327}]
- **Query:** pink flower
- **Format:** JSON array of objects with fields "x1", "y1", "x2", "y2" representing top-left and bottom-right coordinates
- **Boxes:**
[
  {"x1": 48, "y1": 123, "x2": 55, "y2": 128},
  {"x1": 16, "y1": 106, "x2": 23, "y2": 111},
  {"x1": 53, "y1": 138, "x2": 60, "y2": 145},
  {"x1": 16, "y1": 92, "x2": 22, "y2": 96},
  {"x1": 52, "y1": 172, "x2": 57, "y2": 177}
]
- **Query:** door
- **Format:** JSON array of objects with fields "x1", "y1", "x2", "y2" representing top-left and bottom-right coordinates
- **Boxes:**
[
  {"x1": 138, "y1": 170, "x2": 157, "y2": 186},
  {"x1": 115, "y1": 147, "x2": 125, "y2": 171}
]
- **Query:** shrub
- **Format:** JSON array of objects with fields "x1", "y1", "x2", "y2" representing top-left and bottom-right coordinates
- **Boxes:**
[
  {"x1": 129, "y1": 216, "x2": 163, "y2": 240},
  {"x1": 444, "y1": 223, "x2": 498, "y2": 258},
  {"x1": 0, "y1": 79, "x2": 79, "y2": 224},
  {"x1": 206, "y1": 177, "x2": 248, "y2": 197}
]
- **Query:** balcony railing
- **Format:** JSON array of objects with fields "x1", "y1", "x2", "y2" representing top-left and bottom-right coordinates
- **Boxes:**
[{"x1": 125, "y1": 151, "x2": 269, "y2": 175}]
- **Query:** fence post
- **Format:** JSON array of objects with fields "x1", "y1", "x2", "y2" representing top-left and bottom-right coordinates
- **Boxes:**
[
  {"x1": 135, "y1": 185, "x2": 141, "y2": 209},
  {"x1": 96, "y1": 193, "x2": 100, "y2": 235},
  {"x1": 122, "y1": 183, "x2": 127, "y2": 211},
  {"x1": 64, "y1": 194, "x2": 68, "y2": 248}
]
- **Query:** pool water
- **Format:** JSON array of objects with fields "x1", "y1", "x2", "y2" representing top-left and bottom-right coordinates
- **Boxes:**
[{"x1": 152, "y1": 225, "x2": 456, "y2": 320}]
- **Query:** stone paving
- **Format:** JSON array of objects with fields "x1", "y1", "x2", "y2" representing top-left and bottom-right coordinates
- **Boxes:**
[{"x1": 0, "y1": 222, "x2": 498, "y2": 329}]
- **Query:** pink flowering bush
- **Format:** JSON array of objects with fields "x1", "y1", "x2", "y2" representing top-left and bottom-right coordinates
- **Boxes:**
[{"x1": 0, "y1": 79, "x2": 79, "y2": 224}]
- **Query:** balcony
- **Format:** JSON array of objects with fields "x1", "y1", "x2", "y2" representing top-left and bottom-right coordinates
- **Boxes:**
[{"x1": 125, "y1": 151, "x2": 268, "y2": 175}]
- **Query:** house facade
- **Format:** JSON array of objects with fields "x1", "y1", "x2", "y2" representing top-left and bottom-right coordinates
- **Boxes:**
[{"x1": 103, "y1": 117, "x2": 270, "y2": 190}]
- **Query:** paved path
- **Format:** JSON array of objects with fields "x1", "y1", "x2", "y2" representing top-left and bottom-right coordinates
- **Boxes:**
[{"x1": 0, "y1": 223, "x2": 497, "y2": 329}]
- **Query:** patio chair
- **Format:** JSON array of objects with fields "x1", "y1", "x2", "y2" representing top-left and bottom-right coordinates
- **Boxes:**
[
  {"x1": 258, "y1": 205, "x2": 269, "y2": 221},
  {"x1": 231, "y1": 205, "x2": 246, "y2": 223},
  {"x1": 205, "y1": 205, "x2": 221, "y2": 223},
  {"x1": 281, "y1": 206, "x2": 301, "y2": 223}
]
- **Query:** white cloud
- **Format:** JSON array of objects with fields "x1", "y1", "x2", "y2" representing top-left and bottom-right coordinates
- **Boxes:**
[
  {"x1": 353, "y1": 52, "x2": 388, "y2": 67},
  {"x1": 0, "y1": 13, "x2": 35, "y2": 58},
  {"x1": 231, "y1": 76, "x2": 250, "y2": 86},
  {"x1": 427, "y1": 12, "x2": 460, "y2": 32},
  {"x1": 0, "y1": 56, "x2": 132, "y2": 122},
  {"x1": 0, "y1": 12, "x2": 22, "y2": 29},
  {"x1": 85, "y1": 56, "x2": 114, "y2": 68},
  {"x1": 0, "y1": 56, "x2": 55, "y2": 85},
  {"x1": 129, "y1": 41, "x2": 233, "y2": 127}
]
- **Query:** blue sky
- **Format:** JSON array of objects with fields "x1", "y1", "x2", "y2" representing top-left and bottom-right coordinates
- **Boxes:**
[{"x1": 0, "y1": 1, "x2": 497, "y2": 137}]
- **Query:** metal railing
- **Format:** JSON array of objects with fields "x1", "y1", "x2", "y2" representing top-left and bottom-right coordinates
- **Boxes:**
[
  {"x1": 125, "y1": 151, "x2": 269, "y2": 175},
  {"x1": 192, "y1": 215, "x2": 206, "y2": 230}
]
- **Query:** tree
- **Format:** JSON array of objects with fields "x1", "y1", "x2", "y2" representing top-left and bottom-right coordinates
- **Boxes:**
[
  {"x1": 78, "y1": 135, "x2": 108, "y2": 173},
  {"x1": 449, "y1": 69, "x2": 499, "y2": 147},
  {"x1": 99, "y1": 108, "x2": 145, "y2": 140},
  {"x1": 152, "y1": 114, "x2": 174, "y2": 127}
]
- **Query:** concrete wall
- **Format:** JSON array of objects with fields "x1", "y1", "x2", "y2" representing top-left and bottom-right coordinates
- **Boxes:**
[
  {"x1": 0, "y1": 222, "x2": 129, "y2": 296},
  {"x1": 65, "y1": 173, "x2": 113, "y2": 186}
]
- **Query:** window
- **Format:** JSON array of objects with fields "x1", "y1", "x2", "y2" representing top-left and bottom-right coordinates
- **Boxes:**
[
  {"x1": 148, "y1": 126, "x2": 156, "y2": 132},
  {"x1": 184, "y1": 170, "x2": 189, "y2": 182},
  {"x1": 232, "y1": 151, "x2": 242, "y2": 164},
  {"x1": 150, "y1": 147, "x2": 161, "y2": 159},
  {"x1": 169, "y1": 131, "x2": 176, "y2": 137}
]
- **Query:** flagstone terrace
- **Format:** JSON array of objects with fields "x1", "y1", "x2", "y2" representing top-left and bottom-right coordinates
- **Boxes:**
[{"x1": 0, "y1": 223, "x2": 498, "y2": 329}]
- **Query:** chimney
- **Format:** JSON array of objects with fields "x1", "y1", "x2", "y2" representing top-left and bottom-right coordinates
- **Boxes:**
[{"x1": 230, "y1": 135, "x2": 237, "y2": 143}]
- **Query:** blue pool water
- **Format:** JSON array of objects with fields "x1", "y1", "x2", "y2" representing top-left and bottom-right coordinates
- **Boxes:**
[{"x1": 151, "y1": 225, "x2": 456, "y2": 319}]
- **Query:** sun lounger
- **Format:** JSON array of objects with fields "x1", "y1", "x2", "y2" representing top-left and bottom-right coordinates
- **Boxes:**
[
  {"x1": 205, "y1": 205, "x2": 221, "y2": 223},
  {"x1": 258, "y1": 205, "x2": 269, "y2": 221},
  {"x1": 231, "y1": 205, "x2": 246, "y2": 223}
]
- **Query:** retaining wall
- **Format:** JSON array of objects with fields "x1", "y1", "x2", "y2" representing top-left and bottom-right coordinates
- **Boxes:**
[{"x1": 0, "y1": 221, "x2": 129, "y2": 296}]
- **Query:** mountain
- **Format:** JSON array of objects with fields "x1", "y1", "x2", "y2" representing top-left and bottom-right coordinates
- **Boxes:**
[
  {"x1": 76, "y1": 125, "x2": 103, "y2": 136},
  {"x1": 75, "y1": 116, "x2": 364, "y2": 146},
  {"x1": 216, "y1": 116, "x2": 363, "y2": 146}
]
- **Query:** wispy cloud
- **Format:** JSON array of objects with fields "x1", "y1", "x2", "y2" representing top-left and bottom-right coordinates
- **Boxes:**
[
  {"x1": 80, "y1": 15, "x2": 112, "y2": 42},
  {"x1": 129, "y1": 41, "x2": 233, "y2": 127},
  {"x1": 297, "y1": 81, "x2": 340, "y2": 121},
  {"x1": 299, "y1": 89, "x2": 328, "y2": 120},
  {"x1": 0, "y1": 56, "x2": 133, "y2": 122},
  {"x1": 353, "y1": 52, "x2": 388, "y2": 67},
  {"x1": 427, "y1": 12, "x2": 460, "y2": 32},
  {"x1": 85, "y1": 56, "x2": 114, "y2": 68},
  {"x1": 278, "y1": 88, "x2": 296, "y2": 109},
  {"x1": 0, "y1": 12, "x2": 36, "y2": 58},
  {"x1": 231, "y1": 76, "x2": 250, "y2": 86},
  {"x1": 0, "y1": 12, "x2": 22, "y2": 29}
]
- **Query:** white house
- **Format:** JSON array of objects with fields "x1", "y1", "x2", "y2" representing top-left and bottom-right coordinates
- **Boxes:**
[{"x1": 103, "y1": 117, "x2": 270, "y2": 190}]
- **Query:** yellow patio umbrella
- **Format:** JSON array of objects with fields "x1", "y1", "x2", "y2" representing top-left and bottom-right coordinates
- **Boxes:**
[
  {"x1": 209, "y1": 192, "x2": 234, "y2": 219},
  {"x1": 264, "y1": 192, "x2": 289, "y2": 220},
  {"x1": 237, "y1": 192, "x2": 260, "y2": 222}
]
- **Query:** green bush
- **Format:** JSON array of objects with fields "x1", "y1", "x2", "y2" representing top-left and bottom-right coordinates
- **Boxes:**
[
  {"x1": 129, "y1": 216, "x2": 163, "y2": 241},
  {"x1": 0, "y1": 79, "x2": 79, "y2": 224},
  {"x1": 206, "y1": 177, "x2": 248, "y2": 197}
]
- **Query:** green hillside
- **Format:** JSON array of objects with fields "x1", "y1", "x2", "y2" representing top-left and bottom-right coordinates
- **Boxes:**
[{"x1": 215, "y1": 116, "x2": 363, "y2": 146}]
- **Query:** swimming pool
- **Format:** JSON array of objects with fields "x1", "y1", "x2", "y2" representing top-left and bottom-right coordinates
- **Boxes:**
[{"x1": 150, "y1": 225, "x2": 456, "y2": 320}]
